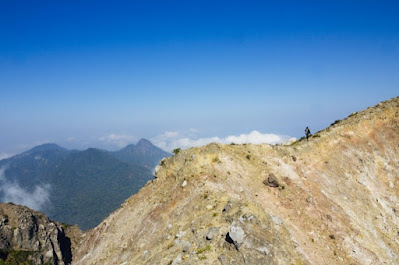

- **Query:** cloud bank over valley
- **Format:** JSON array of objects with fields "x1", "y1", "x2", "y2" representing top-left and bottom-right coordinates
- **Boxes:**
[
  {"x1": 0, "y1": 166, "x2": 51, "y2": 211},
  {"x1": 0, "y1": 153, "x2": 12, "y2": 160},
  {"x1": 151, "y1": 130, "x2": 295, "y2": 152}
]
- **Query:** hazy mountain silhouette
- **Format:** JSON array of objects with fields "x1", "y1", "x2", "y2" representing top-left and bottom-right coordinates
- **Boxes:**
[
  {"x1": 0, "y1": 139, "x2": 170, "y2": 230},
  {"x1": 112, "y1": 138, "x2": 171, "y2": 169}
]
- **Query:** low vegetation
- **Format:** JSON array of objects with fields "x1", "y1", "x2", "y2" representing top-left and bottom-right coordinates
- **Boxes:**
[
  {"x1": 0, "y1": 250, "x2": 34, "y2": 265},
  {"x1": 173, "y1": 148, "x2": 181, "y2": 155}
]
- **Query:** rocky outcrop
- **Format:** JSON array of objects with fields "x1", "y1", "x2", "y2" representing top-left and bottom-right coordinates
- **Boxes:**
[
  {"x1": 0, "y1": 203, "x2": 81, "y2": 265},
  {"x1": 73, "y1": 97, "x2": 399, "y2": 264}
]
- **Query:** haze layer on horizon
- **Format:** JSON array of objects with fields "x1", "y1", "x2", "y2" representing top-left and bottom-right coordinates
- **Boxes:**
[{"x1": 1, "y1": 1, "x2": 398, "y2": 155}]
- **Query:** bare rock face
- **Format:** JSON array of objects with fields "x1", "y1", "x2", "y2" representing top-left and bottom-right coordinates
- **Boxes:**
[
  {"x1": 0, "y1": 203, "x2": 81, "y2": 265},
  {"x1": 73, "y1": 97, "x2": 399, "y2": 264},
  {"x1": 263, "y1": 173, "x2": 279, "y2": 187}
]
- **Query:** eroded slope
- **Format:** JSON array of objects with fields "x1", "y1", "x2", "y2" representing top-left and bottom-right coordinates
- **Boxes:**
[{"x1": 74, "y1": 97, "x2": 399, "y2": 265}]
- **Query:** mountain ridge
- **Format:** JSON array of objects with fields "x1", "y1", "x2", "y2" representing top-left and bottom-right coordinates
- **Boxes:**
[
  {"x1": 25, "y1": 143, "x2": 68, "y2": 154},
  {"x1": 73, "y1": 97, "x2": 399, "y2": 264},
  {"x1": 0, "y1": 139, "x2": 170, "y2": 231},
  {"x1": 112, "y1": 138, "x2": 171, "y2": 169}
]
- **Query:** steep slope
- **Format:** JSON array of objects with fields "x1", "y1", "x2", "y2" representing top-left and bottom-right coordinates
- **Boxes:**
[
  {"x1": 74, "y1": 97, "x2": 398, "y2": 264},
  {"x1": 112, "y1": 138, "x2": 171, "y2": 169},
  {"x1": 0, "y1": 202, "x2": 82, "y2": 265}
]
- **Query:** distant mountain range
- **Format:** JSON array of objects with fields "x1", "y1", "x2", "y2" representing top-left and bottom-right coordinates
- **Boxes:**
[
  {"x1": 113, "y1": 138, "x2": 170, "y2": 169},
  {"x1": 0, "y1": 139, "x2": 170, "y2": 230}
]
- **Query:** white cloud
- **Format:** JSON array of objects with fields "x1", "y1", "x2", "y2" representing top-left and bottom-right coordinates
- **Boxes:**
[
  {"x1": 98, "y1": 133, "x2": 137, "y2": 148},
  {"x1": 151, "y1": 130, "x2": 293, "y2": 152},
  {"x1": 0, "y1": 153, "x2": 12, "y2": 160},
  {"x1": 0, "y1": 166, "x2": 51, "y2": 211},
  {"x1": 163, "y1": 131, "x2": 180, "y2": 138}
]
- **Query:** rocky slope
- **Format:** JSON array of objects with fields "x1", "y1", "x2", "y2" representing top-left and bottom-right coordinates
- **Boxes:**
[
  {"x1": 0, "y1": 203, "x2": 82, "y2": 265},
  {"x1": 73, "y1": 97, "x2": 399, "y2": 265}
]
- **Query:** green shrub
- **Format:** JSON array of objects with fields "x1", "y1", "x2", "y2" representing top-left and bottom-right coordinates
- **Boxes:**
[
  {"x1": 330, "y1": 120, "x2": 341, "y2": 126},
  {"x1": 172, "y1": 148, "x2": 181, "y2": 155},
  {"x1": 197, "y1": 245, "x2": 211, "y2": 253},
  {"x1": 348, "y1": 112, "x2": 357, "y2": 117},
  {"x1": 0, "y1": 250, "x2": 34, "y2": 265}
]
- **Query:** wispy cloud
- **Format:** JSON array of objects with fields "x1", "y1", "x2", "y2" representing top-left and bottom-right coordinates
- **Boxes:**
[
  {"x1": 98, "y1": 134, "x2": 137, "y2": 148},
  {"x1": 0, "y1": 153, "x2": 13, "y2": 160},
  {"x1": 151, "y1": 130, "x2": 294, "y2": 152},
  {"x1": 0, "y1": 166, "x2": 51, "y2": 211}
]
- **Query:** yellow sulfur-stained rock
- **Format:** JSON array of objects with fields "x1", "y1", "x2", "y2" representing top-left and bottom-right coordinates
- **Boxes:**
[{"x1": 73, "y1": 97, "x2": 399, "y2": 265}]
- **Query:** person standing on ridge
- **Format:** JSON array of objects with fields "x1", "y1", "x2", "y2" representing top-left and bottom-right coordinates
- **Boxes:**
[{"x1": 305, "y1": 127, "x2": 311, "y2": 141}]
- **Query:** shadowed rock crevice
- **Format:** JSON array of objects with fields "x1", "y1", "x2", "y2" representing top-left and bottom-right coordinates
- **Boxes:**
[
  {"x1": 57, "y1": 229, "x2": 72, "y2": 264},
  {"x1": 225, "y1": 232, "x2": 236, "y2": 248}
]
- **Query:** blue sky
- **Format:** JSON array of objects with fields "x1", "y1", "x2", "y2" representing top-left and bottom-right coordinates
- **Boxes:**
[{"x1": 1, "y1": 0, "x2": 398, "y2": 155}]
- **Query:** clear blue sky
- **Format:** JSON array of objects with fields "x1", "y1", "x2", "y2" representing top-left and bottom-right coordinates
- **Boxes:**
[{"x1": 1, "y1": 0, "x2": 398, "y2": 154}]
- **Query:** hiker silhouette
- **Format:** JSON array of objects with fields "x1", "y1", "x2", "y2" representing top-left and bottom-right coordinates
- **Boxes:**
[{"x1": 305, "y1": 127, "x2": 311, "y2": 141}]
